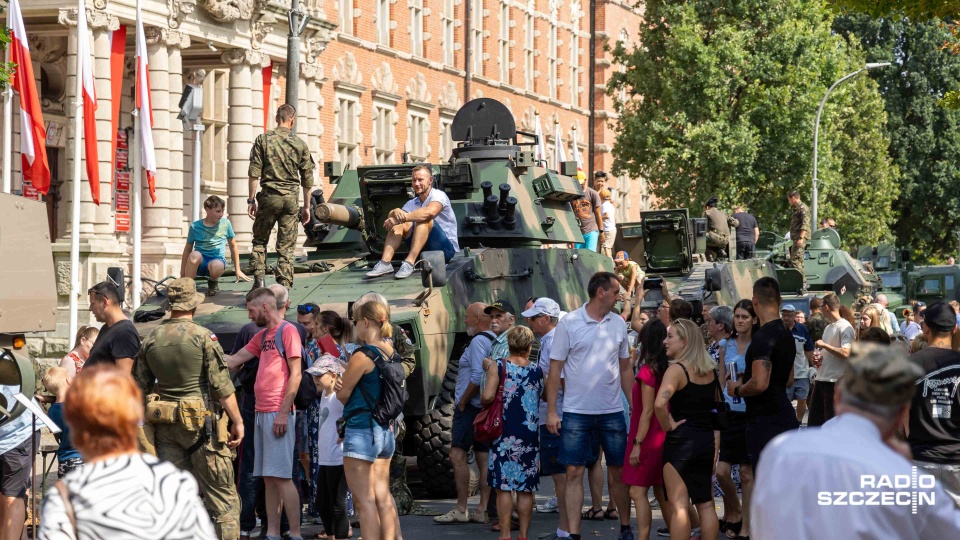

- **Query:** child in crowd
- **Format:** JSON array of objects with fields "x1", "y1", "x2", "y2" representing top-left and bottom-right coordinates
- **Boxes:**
[
  {"x1": 306, "y1": 354, "x2": 349, "y2": 540},
  {"x1": 180, "y1": 195, "x2": 250, "y2": 296},
  {"x1": 43, "y1": 367, "x2": 83, "y2": 477}
]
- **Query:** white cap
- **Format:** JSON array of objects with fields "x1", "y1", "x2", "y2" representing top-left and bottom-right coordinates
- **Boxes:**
[{"x1": 521, "y1": 298, "x2": 561, "y2": 319}]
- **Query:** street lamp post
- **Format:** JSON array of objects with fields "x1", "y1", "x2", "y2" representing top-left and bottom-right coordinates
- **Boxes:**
[{"x1": 812, "y1": 62, "x2": 891, "y2": 226}]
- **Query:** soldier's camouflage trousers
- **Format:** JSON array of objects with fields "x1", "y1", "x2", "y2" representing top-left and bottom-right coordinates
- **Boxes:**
[
  {"x1": 790, "y1": 243, "x2": 806, "y2": 276},
  {"x1": 155, "y1": 422, "x2": 240, "y2": 540},
  {"x1": 250, "y1": 191, "x2": 300, "y2": 287},
  {"x1": 706, "y1": 230, "x2": 729, "y2": 248}
]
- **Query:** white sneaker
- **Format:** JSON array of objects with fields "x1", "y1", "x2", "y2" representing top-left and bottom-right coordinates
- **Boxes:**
[
  {"x1": 537, "y1": 496, "x2": 559, "y2": 513},
  {"x1": 394, "y1": 261, "x2": 415, "y2": 279},
  {"x1": 366, "y1": 260, "x2": 393, "y2": 278},
  {"x1": 433, "y1": 508, "x2": 470, "y2": 524}
]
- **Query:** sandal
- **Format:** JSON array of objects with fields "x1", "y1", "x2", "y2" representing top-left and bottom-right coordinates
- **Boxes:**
[
  {"x1": 490, "y1": 519, "x2": 520, "y2": 532},
  {"x1": 582, "y1": 507, "x2": 604, "y2": 521},
  {"x1": 724, "y1": 521, "x2": 743, "y2": 537},
  {"x1": 603, "y1": 508, "x2": 619, "y2": 520}
]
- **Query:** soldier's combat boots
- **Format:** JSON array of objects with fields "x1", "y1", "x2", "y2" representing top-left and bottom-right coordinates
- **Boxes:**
[
  {"x1": 252, "y1": 276, "x2": 265, "y2": 290},
  {"x1": 206, "y1": 279, "x2": 219, "y2": 297}
]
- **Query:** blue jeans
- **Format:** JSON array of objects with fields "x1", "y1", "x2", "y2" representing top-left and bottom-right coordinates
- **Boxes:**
[
  {"x1": 560, "y1": 411, "x2": 627, "y2": 467},
  {"x1": 405, "y1": 222, "x2": 457, "y2": 262},
  {"x1": 573, "y1": 230, "x2": 600, "y2": 251}
]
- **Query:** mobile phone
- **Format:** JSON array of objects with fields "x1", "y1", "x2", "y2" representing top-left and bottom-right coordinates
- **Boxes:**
[{"x1": 643, "y1": 277, "x2": 663, "y2": 290}]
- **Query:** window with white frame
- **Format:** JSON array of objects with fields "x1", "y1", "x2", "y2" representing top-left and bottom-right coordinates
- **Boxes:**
[
  {"x1": 499, "y1": 2, "x2": 510, "y2": 82},
  {"x1": 471, "y1": 0, "x2": 484, "y2": 74},
  {"x1": 335, "y1": 93, "x2": 361, "y2": 167},
  {"x1": 569, "y1": 31, "x2": 579, "y2": 106},
  {"x1": 408, "y1": 111, "x2": 430, "y2": 162},
  {"x1": 200, "y1": 69, "x2": 228, "y2": 191},
  {"x1": 377, "y1": 0, "x2": 390, "y2": 45},
  {"x1": 442, "y1": 0, "x2": 455, "y2": 66},
  {"x1": 524, "y1": 11, "x2": 535, "y2": 91},
  {"x1": 411, "y1": 0, "x2": 424, "y2": 57},
  {"x1": 548, "y1": 21, "x2": 558, "y2": 99},
  {"x1": 339, "y1": 0, "x2": 354, "y2": 35},
  {"x1": 373, "y1": 103, "x2": 396, "y2": 164},
  {"x1": 439, "y1": 115, "x2": 455, "y2": 161}
]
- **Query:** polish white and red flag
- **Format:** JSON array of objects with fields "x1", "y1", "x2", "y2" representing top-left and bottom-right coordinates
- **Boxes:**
[
  {"x1": 7, "y1": 0, "x2": 50, "y2": 193},
  {"x1": 77, "y1": 1, "x2": 101, "y2": 204},
  {"x1": 135, "y1": 5, "x2": 157, "y2": 203}
]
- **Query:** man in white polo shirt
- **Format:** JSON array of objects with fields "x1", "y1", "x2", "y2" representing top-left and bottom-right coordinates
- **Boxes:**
[
  {"x1": 546, "y1": 272, "x2": 635, "y2": 540},
  {"x1": 366, "y1": 164, "x2": 459, "y2": 279}
]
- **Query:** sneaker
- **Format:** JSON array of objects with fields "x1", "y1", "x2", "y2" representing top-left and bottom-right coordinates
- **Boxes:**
[
  {"x1": 433, "y1": 508, "x2": 470, "y2": 524},
  {"x1": 469, "y1": 510, "x2": 488, "y2": 524},
  {"x1": 649, "y1": 497, "x2": 660, "y2": 509},
  {"x1": 691, "y1": 527, "x2": 701, "y2": 539},
  {"x1": 366, "y1": 260, "x2": 394, "y2": 278},
  {"x1": 618, "y1": 528, "x2": 634, "y2": 540},
  {"x1": 394, "y1": 261, "x2": 415, "y2": 279},
  {"x1": 537, "y1": 497, "x2": 559, "y2": 513},
  {"x1": 206, "y1": 279, "x2": 219, "y2": 296},
  {"x1": 656, "y1": 526, "x2": 670, "y2": 537}
]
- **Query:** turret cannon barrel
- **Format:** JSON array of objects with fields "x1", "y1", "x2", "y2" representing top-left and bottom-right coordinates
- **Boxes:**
[{"x1": 314, "y1": 203, "x2": 363, "y2": 230}]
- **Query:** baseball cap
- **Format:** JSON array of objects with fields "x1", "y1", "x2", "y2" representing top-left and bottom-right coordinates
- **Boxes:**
[
  {"x1": 615, "y1": 250, "x2": 629, "y2": 262},
  {"x1": 484, "y1": 300, "x2": 516, "y2": 315},
  {"x1": 923, "y1": 301, "x2": 956, "y2": 333},
  {"x1": 841, "y1": 344, "x2": 924, "y2": 408},
  {"x1": 521, "y1": 298, "x2": 561, "y2": 319},
  {"x1": 305, "y1": 354, "x2": 344, "y2": 377},
  {"x1": 780, "y1": 304, "x2": 797, "y2": 313}
]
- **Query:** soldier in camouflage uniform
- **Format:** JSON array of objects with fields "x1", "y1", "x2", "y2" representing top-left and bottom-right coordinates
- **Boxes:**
[
  {"x1": 248, "y1": 103, "x2": 316, "y2": 289},
  {"x1": 787, "y1": 190, "x2": 811, "y2": 280},
  {"x1": 805, "y1": 296, "x2": 829, "y2": 343},
  {"x1": 704, "y1": 197, "x2": 739, "y2": 261},
  {"x1": 134, "y1": 278, "x2": 245, "y2": 540}
]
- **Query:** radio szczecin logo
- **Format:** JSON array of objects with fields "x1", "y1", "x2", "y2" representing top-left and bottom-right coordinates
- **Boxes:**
[{"x1": 817, "y1": 467, "x2": 936, "y2": 514}]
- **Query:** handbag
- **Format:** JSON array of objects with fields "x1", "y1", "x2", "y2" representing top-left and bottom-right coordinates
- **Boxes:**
[
  {"x1": 710, "y1": 369, "x2": 731, "y2": 431},
  {"x1": 473, "y1": 360, "x2": 506, "y2": 444}
]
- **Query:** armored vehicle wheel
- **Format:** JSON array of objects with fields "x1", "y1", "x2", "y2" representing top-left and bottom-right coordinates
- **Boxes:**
[{"x1": 413, "y1": 359, "x2": 458, "y2": 497}]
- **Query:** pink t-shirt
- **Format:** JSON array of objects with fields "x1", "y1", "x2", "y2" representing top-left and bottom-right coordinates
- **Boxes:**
[{"x1": 244, "y1": 323, "x2": 303, "y2": 413}]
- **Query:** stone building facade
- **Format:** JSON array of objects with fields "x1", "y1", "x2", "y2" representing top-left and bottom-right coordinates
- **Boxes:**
[{"x1": 6, "y1": 0, "x2": 646, "y2": 359}]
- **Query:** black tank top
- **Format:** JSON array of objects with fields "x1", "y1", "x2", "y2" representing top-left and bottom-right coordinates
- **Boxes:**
[{"x1": 669, "y1": 363, "x2": 717, "y2": 430}]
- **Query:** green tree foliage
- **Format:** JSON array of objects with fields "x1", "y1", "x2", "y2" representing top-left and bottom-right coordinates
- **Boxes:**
[
  {"x1": 0, "y1": 4, "x2": 10, "y2": 90},
  {"x1": 609, "y1": 0, "x2": 899, "y2": 247},
  {"x1": 826, "y1": 0, "x2": 960, "y2": 20},
  {"x1": 834, "y1": 15, "x2": 960, "y2": 261}
]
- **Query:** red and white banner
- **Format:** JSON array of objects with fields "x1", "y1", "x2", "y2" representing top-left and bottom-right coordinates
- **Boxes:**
[
  {"x1": 135, "y1": 9, "x2": 157, "y2": 203},
  {"x1": 7, "y1": 0, "x2": 50, "y2": 194},
  {"x1": 109, "y1": 25, "x2": 127, "y2": 183},
  {"x1": 77, "y1": 2, "x2": 100, "y2": 204}
]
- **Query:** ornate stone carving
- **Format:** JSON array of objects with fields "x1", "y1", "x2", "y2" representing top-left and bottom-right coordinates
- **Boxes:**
[
  {"x1": 405, "y1": 73, "x2": 431, "y2": 102},
  {"x1": 144, "y1": 26, "x2": 191, "y2": 49},
  {"x1": 520, "y1": 106, "x2": 537, "y2": 131},
  {"x1": 222, "y1": 48, "x2": 265, "y2": 67},
  {"x1": 168, "y1": 0, "x2": 197, "y2": 29},
  {"x1": 371, "y1": 63, "x2": 399, "y2": 95},
  {"x1": 200, "y1": 0, "x2": 268, "y2": 23},
  {"x1": 437, "y1": 81, "x2": 460, "y2": 110},
  {"x1": 57, "y1": 7, "x2": 119, "y2": 31},
  {"x1": 305, "y1": 36, "x2": 329, "y2": 64},
  {"x1": 503, "y1": 98, "x2": 513, "y2": 113},
  {"x1": 300, "y1": 62, "x2": 321, "y2": 81},
  {"x1": 472, "y1": 89, "x2": 484, "y2": 99},
  {"x1": 185, "y1": 68, "x2": 208, "y2": 86},
  {"x1": 332, "y1": 53, "x2": 362, "y2": 86},
  {"x1": 251, "y1": 13, "x2": 278, "y2": 50},
  {"x1": 28, "y1": 36, "x2": 68, "y2": 64}
]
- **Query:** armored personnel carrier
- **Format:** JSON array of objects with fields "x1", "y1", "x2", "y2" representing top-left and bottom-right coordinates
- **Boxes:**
[{"x1": 135, "y1": 98, "x2": 612, "y2": 496}]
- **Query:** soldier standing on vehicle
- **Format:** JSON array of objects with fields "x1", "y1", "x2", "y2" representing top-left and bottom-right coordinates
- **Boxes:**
[
  {"x1": 248, "y1": 103, "x2": 316, "y2": 290},
  {"x1": 134, "y1": 278, "x2": 245, "y2": 540},
  {"x1": 787, "y1": 191, "x2": 811, "y2": 279},
  {"x1": 704, "y1": 197, "x2": 738, "y2": 260}
]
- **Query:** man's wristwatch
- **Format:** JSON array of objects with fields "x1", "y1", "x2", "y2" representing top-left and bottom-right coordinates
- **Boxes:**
[{"x1": 247, "y1": 198, "x2": 256, "y2": 204}]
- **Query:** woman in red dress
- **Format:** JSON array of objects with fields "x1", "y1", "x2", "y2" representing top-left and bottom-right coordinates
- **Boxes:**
[{"x1": 623, "y1": 319, "x2": 671, "y2": 539}]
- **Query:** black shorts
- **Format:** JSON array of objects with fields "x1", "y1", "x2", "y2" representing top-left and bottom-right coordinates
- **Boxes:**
[
  {"x1": 719, "y1": 411, "x2": 749, "y2": 465},
  {"x1": 736, "y1": 242, "x2": 756, "y2": 260},
  {"x1": 0, "y1": 432, "x2": 38, "y2": 497},
  {"x1": 452, "y1": 404, "x2": 489, "y2": 453},
  {"x1": 746, "y1": 411, "x2": 799, "y2": 470}
]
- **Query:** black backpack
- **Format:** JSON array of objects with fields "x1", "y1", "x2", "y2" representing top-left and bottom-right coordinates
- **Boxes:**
[
  {"x1": 262, "y1": 321, "x2": 319, "y2": 411},
  {"x1": 348, "y1": 344, "x2": 409, "y2": 427}
]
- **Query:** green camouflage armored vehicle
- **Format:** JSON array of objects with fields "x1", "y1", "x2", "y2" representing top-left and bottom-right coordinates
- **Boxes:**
[
  {"x1": 135, "y1": 98, "x2": 612, "y2": 496},
  {"x1": 0, "y1": 193, "x2": 57, "y2": 427}
]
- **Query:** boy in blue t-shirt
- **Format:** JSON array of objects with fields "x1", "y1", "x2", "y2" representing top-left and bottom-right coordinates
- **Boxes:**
[
  {"x1": 42, "y1": 367, "x2": 83, "y2": 478},
  {"x1": 181, "y1": 195, "x2": 250, "y2": 295}
]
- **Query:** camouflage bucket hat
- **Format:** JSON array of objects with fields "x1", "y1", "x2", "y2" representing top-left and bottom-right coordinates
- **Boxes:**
[
  {"x1": 842, "y1": 344, "x2": 924, "y2": 408},
  {"x1": 164, "y1": 278, "x2": 205, "y2": 312}
]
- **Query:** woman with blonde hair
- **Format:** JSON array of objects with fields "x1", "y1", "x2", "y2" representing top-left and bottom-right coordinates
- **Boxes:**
[
  {"x1": 655, "y1": 319, "x2": 721, "y2": 540},
  {"x1": 59, "y1": 325, "x2": 99, "y2": 381},
  {"x1": 857, "y1": 305, "x2": 884, "y2": 340},
  {"x1": 337, "y1": 300, "x2": 402, "y2": 540},
  {"x1": 38, "y1": 365, "x2": 216, "y2": 539}
]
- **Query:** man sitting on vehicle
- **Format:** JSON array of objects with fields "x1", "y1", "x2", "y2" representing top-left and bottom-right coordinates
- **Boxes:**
[{"x1": 366, "y1": 164, "x2": 460, "y2": 279}]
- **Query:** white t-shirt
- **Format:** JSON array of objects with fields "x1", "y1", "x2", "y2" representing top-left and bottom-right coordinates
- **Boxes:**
[
  {"x1": 551, "y1": 305, "x2": 630, "y2": 415},
  {"x1": 601, "y1": 201, "x2": 616, "y2": 233},
  {"x1": 317, "y1": 391, "x2": 344, "y2": 466},
  {"x1": 818, "y1": 318, "x2": 855, "y2": 382},
  {"x1": 402, "y1": 187, "x2": 460, "y2": 252}
]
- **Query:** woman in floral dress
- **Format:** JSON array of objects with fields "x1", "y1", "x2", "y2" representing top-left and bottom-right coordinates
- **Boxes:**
[{"x1": 482, "y1": 326, "x2": 543, "y2": 540}]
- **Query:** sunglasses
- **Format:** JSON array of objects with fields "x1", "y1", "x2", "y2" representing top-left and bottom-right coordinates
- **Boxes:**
[{"x1": 297, "y1": 304, "x2": 318, "y2": 315}]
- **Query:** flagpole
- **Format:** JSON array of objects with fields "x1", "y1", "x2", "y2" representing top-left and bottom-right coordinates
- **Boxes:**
[
  {"x1": 132, "y1": 0, "x2": 142, "y2": 309},
  {"x1": 2, "y1": 45, "x2": 12, "y2": 194},
  {"x1": 69, "y1": 4, "x2": 85, "y2": 342}
]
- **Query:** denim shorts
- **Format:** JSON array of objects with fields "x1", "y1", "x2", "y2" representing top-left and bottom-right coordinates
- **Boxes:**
[
  {"x1": 405, "y1": 223, "x2": 456, "y2": 262},
  {"x1": 343, "y1": 423, "x2": 396, "y2": 462},
  {"x1": 452, "y1": 404, "x2": 489, "y2": 453},
  {"x1": 786, "y1": 378, "x2": 810, "y2": 400},
  {"x1": 539, "y1": 426, "x2": 565, "y2": 476},
  {"x1": 560, "y1": 411, "x2": 627, "y2": 468},
  {"x1": 196, "y1": 254, "x2": 226, "y2": 277}
]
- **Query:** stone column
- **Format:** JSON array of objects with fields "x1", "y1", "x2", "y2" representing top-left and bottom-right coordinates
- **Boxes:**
[
  {"x1": 164, "y1": 30, "x2": 191, "y2": 238},
  {"x1": 223, "y1": 49, "x2": 264, "y2": 249},
  {"x1": 143, "y1": 26, "x2": 172, "y2": 239},
  {"x1": 89, "y1": 11, "x2": 120, "y2": 237}
]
